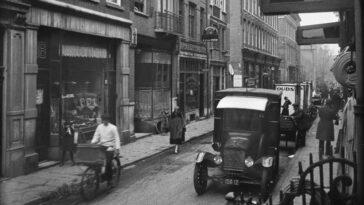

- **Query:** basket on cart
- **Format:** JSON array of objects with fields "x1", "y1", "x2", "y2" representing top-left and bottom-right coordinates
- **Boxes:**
[{"x1": 74, "y1": 144, "x2": 107, "y2": 166}]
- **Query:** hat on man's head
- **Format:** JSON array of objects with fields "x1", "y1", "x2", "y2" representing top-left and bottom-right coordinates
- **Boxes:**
[{"x1": 101, "y1": 114, "x2": 110, "y2": 121}]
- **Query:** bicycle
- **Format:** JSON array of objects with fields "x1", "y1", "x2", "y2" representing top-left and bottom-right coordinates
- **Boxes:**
[{"x1": 75, "y1": 144, "x2": 121, "y2": 201}]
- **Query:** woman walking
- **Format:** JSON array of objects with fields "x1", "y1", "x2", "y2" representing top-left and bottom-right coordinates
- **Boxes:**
[
  {"x1": 316, "y1": 99, "x2": 338, "y2": 159},
  {"x1": 169, "y1": 107, "x2": 185, "y2": 154}
]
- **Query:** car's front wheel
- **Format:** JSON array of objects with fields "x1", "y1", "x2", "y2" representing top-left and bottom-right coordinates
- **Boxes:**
[{"x1": 193, "y1": 163, "x2": 208, "y2": 195}]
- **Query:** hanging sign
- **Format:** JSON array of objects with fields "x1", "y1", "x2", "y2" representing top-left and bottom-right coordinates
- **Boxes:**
[
  {"x1": 202, "y1": 26, "x2": 219, "y2": 42},
  {"x1": 297, "y1": 22, "x2": 342, "y2": 45}
]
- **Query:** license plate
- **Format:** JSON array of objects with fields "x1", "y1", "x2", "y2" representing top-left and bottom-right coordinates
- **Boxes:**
[{"x1": 224, "y1": 179, "x2": 239, "y2": 185}]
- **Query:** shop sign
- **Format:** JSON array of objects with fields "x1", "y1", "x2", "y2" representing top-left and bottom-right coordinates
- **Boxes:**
[
  {"x1": 62, "y1": 45, "x2": 108, "y2": 59},
  {"x1": 180, "y1": 40, "x2": 206, "y2": 54},
  {"x1": 36, "y1": 89, "x2": 44, "y2": 105},
  {"x1": 202, "y1": 26, "x2": 219, "y2": 42},
  {"x1": 233, "y1": 74, "x2": 243, "y2": 87},
  {"x1": 246, "y1": 78, "x2": 256, "y2": 87},
  {"x1": 260, "y1": 0, "x2": 353, "y2": 15},
  {"x1": 296, "y1": 22, "x2": 341, "y2": 45},
  {"x1": 180, "y1": 51, "x2": 207, "y2": 59}
]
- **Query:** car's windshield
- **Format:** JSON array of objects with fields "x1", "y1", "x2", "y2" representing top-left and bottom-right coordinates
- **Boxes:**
[{"x1": 222, "y1": 109, "x2": 263, "y2": 132}]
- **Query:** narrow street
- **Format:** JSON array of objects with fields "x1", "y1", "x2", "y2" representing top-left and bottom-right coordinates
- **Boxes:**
[{"x1": 47, "y1": 131, "x2": 297, "y2": 205}]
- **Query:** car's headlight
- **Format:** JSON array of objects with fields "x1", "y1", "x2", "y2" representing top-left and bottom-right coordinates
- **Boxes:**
[
  {"x1": 214, "y1": 155, "x2": 223, "y2": 165},
  {"x1": 244, "y1": 156, "x2": 254, "y2": 167},
  {"x1": 262, "y1": 156, "x2": 273, "y2": 168}
]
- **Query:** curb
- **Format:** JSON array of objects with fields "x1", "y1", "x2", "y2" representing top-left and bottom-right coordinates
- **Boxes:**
[
  {"x1": 120, "y1": 130, "x2": 213, "y2": 169},
  {"x1": 24, "y1": 130, "x2": 213, "y2": 205}
]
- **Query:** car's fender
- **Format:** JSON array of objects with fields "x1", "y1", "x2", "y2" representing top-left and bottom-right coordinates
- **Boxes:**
[{"x1": 195, "y1": 152, "x2": 219, "y2": 167}]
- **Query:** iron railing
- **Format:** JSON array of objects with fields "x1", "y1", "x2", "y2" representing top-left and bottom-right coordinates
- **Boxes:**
[{"x1": 155, "y1": 11, "x2": 183, "y2": 34}]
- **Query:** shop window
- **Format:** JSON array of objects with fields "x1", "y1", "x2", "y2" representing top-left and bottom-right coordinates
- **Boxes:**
[
  {"x1": 135, "y1": 0, "x2": 147, "y2": 13},
  {"x1": 49, "y1": 57, "x2": 114, "y2": 138}
]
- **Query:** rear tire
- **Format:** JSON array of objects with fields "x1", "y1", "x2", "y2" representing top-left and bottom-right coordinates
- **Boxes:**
[
  {"x1": 193, "y1": 163, "x2": 208, "y2": 195},
  {"x1": 80, "y1": 167, "x2": 99, "y2": 201}
]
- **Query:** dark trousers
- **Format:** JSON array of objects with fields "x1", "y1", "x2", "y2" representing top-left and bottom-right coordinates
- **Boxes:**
[
  {"x1": 319, "y1": 140, "x2": 332, "y2": 157},
  {"x1": 61, "y1": 150, "x2": 74, "y2": 163},
  {"x1": 105, "y1": 151, "x2": 114, "y2": 181}
]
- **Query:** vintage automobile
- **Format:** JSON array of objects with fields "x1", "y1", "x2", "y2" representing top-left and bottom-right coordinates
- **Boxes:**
[{"x1": 194, "y1": 88, "x2": 282, "y2": 198}]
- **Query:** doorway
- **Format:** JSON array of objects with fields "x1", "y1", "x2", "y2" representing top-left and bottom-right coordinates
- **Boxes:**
[{"x1": 35, "y1": 70, "x2": 50, "y2": 161}]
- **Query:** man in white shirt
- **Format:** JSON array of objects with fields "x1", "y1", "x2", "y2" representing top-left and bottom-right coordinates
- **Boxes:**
[{"x1": 91, "y1": 114, "x2": 120, "y2": 186}]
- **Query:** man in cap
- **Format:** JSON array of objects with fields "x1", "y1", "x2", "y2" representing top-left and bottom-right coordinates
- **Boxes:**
[
  {"x1": 291, "y1": 103, "x2": 306, "y2": 147},
  {"x1": 91, "y1": 114, "x2": 120, "y2": 187}
]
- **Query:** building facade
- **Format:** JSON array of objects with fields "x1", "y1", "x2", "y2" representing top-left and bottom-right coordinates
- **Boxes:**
[
  {"x1": 131, "y1": 0, "x2": 229, "y2": 132},
  {"x1": 278, "y1": 14, "x2": 301, "y2": 83},
  {"x1": 229, "y1": 0, "x2": 280, "y2": 89},
  {"x1": 0, "y1": 0, "x2": 133, "y2": 177}
]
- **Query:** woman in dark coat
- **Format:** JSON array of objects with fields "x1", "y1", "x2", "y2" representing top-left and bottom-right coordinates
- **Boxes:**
[
  {"x1": 60, "y1": 121, "x2": 76, "y2": 166},
  {"x1": 316, "y1": 99, "x2": 337, "y2": 158},
  {"x1": 169, "y1": 107, "x2": 185, "y2": 154},
  {"x1": 281, "y1": 96, "x2": 292, "y2": 115}
]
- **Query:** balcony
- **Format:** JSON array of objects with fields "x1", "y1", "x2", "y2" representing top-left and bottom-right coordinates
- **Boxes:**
[{"x1": 155, "y1": 11, "x2": 183, "y2": 35}]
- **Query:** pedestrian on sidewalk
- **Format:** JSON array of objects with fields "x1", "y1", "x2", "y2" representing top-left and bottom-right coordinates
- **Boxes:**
[
  {"x1": 169, "y1": 106, "x2": 185, "y2": 154},
  {"x1": 290, "y1": 103, "x2": 306, "y2": 146},
  {"x1": 281, "y1": 96, "x2": 292, "y2": 115},
  {"x1": 316, "y1": 99, "x2": 338, "y2": 159},
  {"x1": 91, "y1": 114, "x2": 120, "y2": 187},
  {"x1": 60, "y1": 120, "x2": 77, "y2": 166}
]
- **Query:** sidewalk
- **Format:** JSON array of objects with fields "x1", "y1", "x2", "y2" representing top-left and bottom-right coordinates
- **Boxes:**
[
  {"x1": 271, "y1": 112, "x2": 343, "y2": 204},
  {"x1": 0, "y1": 118, "x2": 213, "y2": 205}
]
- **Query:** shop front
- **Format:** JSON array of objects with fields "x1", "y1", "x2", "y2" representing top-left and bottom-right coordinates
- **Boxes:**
[
  {"x1": 242, "y1": 49, "x2": 280, "y2": 88},
  {"x1": 178, "y1": 39, "x2": 207, "y2": 121},
  {"x1": 134, "y1": 49, "x2": 172, "y2": 132},
  {"x1": 36, "y1": 29, "x2": 117, "y2": 161}
]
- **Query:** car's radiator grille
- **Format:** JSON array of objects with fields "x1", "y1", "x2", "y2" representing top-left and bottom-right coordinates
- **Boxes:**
[{"x1": 223, "y1": 149, "x2": 246, "y2": 171}]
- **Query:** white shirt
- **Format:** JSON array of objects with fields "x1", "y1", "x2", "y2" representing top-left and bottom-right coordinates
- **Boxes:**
[{"x1": 91, "y1": 123, "x2": 121, "y2": 151}]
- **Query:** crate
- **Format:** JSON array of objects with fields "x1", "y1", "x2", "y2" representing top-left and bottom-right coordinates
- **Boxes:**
[{"x1": 74, "y1": 144, "x2": 106, "y2": 165}]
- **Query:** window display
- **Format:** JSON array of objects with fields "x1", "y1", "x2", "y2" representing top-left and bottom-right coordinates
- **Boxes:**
[{"x1": 50, "y1": 56, "x2": 113, "y2": 141}]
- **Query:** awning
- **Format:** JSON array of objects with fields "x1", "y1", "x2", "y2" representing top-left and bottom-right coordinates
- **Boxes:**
[{"x1": 217, "y1": 96, "x2": 268, "y2": 111}]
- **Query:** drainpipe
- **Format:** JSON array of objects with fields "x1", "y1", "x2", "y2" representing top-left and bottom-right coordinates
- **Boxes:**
[
  {"x1": 205, "y1": 0, "x2": 211, "y2": 116},
  {"x1": 354, "y1": 0, "x2": 364, "y2": 204}
]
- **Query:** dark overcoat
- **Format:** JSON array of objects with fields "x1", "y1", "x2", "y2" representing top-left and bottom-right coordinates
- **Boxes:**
[
  {"x1": 316, "y1": 106, "x2": 337, "y2": 141},
  {"x1": 169, "y1": 111, "x2": 185, "y2": 145},
  {"x1": 61, "y1": 126, "x2": 76, "y2": 151}
]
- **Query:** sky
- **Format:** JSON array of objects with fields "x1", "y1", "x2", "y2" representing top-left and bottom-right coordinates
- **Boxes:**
[{"x1": 299, "y1": 12, "x2": 340, "y2": 54}]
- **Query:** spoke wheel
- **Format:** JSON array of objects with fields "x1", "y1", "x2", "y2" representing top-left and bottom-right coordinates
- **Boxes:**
[
  {"x1": 193, "y1": 163, "x2": 208, "y2": 195},
  {"x1": 80, "y1": 167, "x2": 99, "y2": 201}
]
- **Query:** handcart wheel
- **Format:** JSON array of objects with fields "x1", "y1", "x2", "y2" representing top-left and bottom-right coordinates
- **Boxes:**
[{"x1": 80, "y1": 167, "x2": 99, "y2": 200}]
